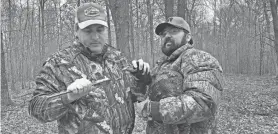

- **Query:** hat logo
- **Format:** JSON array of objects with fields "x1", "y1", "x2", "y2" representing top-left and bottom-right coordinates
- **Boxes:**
[
  {"x1": 168, "y1": 17, "x2": 173, "y2": 22},
  {"x1": 84, "y1": 7, "x2": 100, "y2": 17}
]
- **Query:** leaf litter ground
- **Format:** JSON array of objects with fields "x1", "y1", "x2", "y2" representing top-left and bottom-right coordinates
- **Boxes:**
[{"x1": 1, "y1": 74, "x2": 278, "y2": 134}]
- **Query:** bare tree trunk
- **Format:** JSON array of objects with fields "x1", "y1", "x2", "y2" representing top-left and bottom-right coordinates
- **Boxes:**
[
  {"x1": 108, "y1": 0, "x2": 131, "y2": 59},
  {"x1": 25, "y1": 0, "x2": 30, "y2": 85},
  {"x1": 186, "y1": 0, "x2": 196, "y2": 28},
  {"x1": 59, "y1": 3, "x2": 63, "y2": 50},
  {"x1": 163, "y1": 0, "x2": 174, "y2": 19},
  {"x1": 129, "y1": 0, "x2": 135, "y2": 59},
  {"x1": 136, "y1": 0, "x2": 140, "y2": 58},
  {"x1": 28, "y1": 1, "x2": 34, "y2": 81},
  {"x1": 18, "y1": 0, "x2": 26, "y2": 89},
  {"x1": 19, "y1": 0, "x2": 24, "y2": 89},
  {"x1": 259, "y1": 24, "x2": 264, "y2": 76},
  {"x1": 20, "y1": 0, "x2": 29, "y2": 89},
  {"x1": 105, "y1": 0, "x2": 112, "y2": 46},
  {"x1": 30, "y1": 1, "x2": 36, "y2": 78},
  {"x1": 145, "y1": 28, "x2": 148, "y2": 62},
  {"x1": 40, "y1": 0, "x2": 46, "y2": 62},
  {"x1": 246, "y1": 3, "x2": 251, "y2": 74},
  {"x1": 269, "y1": 0, "x2": 278, "y2": 78},
  {"x1": 8, "y1": 0, "x2": 16, "y2": 91},
  {"x1": 56, "y1": 1, "x2": 60, "y2": 50},
  {"x1": 263, "y1": 1, "x2": 275, "y2": 75},
  {"x1": 1, "y1": 32, "x2": 14, "y2": 106},
  {"x1": 177, "y1": 0, "x2": 186, "y2": 19},
  {"x1": 147, "y1": 0, "x2": 154, "y2": 66},
  {"x1": 254, "y1": 12, "x2": 258, "y2": 74},
  {"x1": 213, "y1": 0, "x2": 217, "y2": 36},
  {"x1": 38, "y1": 1, "x2": 42, "y2": 66},
  {"x1": 140, "y1": 17, "x2": 146, "y2": 59}
]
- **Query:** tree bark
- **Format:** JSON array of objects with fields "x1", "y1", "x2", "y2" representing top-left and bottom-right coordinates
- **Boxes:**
[
  {"x1": 28, "y1": 1, "x2": 34, "y2": 81},
  {"x1": 40, "y1": 0, "x2": 46, "y2": 62},
  {"x1": 8, "y1": 0, "x2": 16, "y2": 91},
  {"x1": 147, "y1": 0, "x2": 154, "y2": 66},
  {"x1": 105, "y1": 0, "x2": 112, "y2": 46},
  {"x1": 259, "y1": 24, "x2": 264, "y2": 75},
  {"x1": 213, "y1": 0, "x2": 217, "y2": 36},
  {"x1": 108, "y1": 0, "x2": 131, "y2": 59},
  {"x1": 136, "y1": 0, "x2": 140, "y2": 58},
  {"x1": 19, "y1": 0, "x2": 24, "y2": 89},
  {"x1": 20, "y1": 0, "x2": 29, "y2": 89},
  {"x1": 56, "y1": 0, "x2": 60, "y2": 50},
  {"x1": 269, "y1": 0, "x2": 278, "y2": 78},
  {"x1": 25, "y1": 0, "x2": 30, "y2": 86},
  {"x1": 177, "y1": 0, "x2": 186, "y2": 19},
  {"x1": 263, "y1": 1, "x2": 275, "y2": 75},
  {"x1": 59, "y1": 3, "x2": 63, "y2": 50},
  {"x1": 129, "y1": 0, "x2": 135, "y2": 59},
  {"x1": 163, "y1": 0, "x2": 174, "y2": 19},
  {"x1": 1, "y1": 32, "x2": 14, "y2": 106},
  {"x1": 186, "y1": 0, "x2": 196, "y2": 28}
]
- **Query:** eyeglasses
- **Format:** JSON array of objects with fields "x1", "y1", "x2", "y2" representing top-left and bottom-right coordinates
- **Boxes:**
[{"x1": 159, "y1": 28, "x2": 182, "y2": 37}]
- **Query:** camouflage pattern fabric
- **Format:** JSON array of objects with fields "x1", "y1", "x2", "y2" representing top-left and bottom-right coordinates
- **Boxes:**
[
  {"x1": 146, "y1": 43, "x2": 224, "y2": 134},
  {"x1": 149, "y1": 69, "x2": 183, "y2": 101},
  {"x1": 28, "y1": 42, "x2": 143, "y2": 134}
]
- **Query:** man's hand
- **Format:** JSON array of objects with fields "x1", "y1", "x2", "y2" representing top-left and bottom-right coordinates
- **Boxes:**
[
  {"x1": 132, "y1": 59, "x2": 150, "y2": 75},
  {"x1": 130, "y1": 59, "x2": 152, "y2": 85},
  {"x1": 67, "y1": 78, "x2": 94, "y2": 102},
  {"x1": 135, "y1": 98, "x2": 150, "y2": 120}
]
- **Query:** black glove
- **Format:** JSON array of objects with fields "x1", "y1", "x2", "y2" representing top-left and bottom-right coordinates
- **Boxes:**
[
  {"x1": 123, "y1": 63, "x2": 152, "y2": 85},
  {"x1": 131, "y1": 69, "x2": 152, "y2": 85}
]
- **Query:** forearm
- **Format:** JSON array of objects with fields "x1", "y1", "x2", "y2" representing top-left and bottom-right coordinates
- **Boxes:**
[
  {"x1": 148, "y1": 71, "x2": 222, "y2": 124},
  {"x1": 125, "y1": 68, "x2": 149, "y2": 102},
  {"x1": 148, "y1": 90, "x2": 215, "y2": 124},
  {"x1": 28, "y1": 62, "x2": 72, "y2": 122},
  {"x1": 28, "y1": 92, "x2": 70, "y2": 122},
  {"x1": 130, "y1": 80, "x2": 148, "y2": 102}
]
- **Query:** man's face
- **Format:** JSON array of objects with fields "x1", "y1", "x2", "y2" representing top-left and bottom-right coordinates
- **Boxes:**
[
  {"x1": 76, "y1": 24, "x2": 108, "y2": 54},
  {"x1": 159, "y1": 26, "x2": 186, "y2": 56}
]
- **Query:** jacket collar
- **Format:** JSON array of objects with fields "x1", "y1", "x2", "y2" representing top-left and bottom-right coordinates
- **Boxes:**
[
  {"x1": 74, "y1": 41, "x2": 108, "y2": 62},
  {"x1": 162, "y1": 43, "x2": 193, "y2": 62}
]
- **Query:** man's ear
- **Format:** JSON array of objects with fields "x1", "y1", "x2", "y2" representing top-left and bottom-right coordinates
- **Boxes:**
[{"x1": 185, "y1": 33, "x2": 191, "y2": 42}]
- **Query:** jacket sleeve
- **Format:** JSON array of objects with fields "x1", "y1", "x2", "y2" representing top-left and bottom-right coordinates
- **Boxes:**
[
  {"x1": 28, "y1": 58, "x2": 76, "y2": 123},
  {"x1": 113, "y1": 51, "x2": 150, "y2": 103},
  {"x1": 148, "y1": 51, "x2": 224, "y2": 124}
]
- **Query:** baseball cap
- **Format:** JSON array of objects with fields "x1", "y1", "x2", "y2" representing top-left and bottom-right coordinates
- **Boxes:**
[
  {"x1": 75, "y1": 3, "x2": 107, "y2": 29},
  {"x1": 155, "y1": 16, "x2": 191, "y2": 35}
]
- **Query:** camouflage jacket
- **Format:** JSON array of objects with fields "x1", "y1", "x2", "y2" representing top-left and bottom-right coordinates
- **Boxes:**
[
  {"x1": 146, "y1": 44, "x2": 224, "y2": 134},
  {"x1": 28, "y1": 43, "x2": 144, "y2": 134}
]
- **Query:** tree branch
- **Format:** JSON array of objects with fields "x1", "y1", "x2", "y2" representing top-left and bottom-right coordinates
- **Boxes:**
[
  {"x1": 264, "y1": 36, "x2": 275, "y2": 42},
  {"x1": 264, "y1": 42, "x2": 275, "y2": 48}
]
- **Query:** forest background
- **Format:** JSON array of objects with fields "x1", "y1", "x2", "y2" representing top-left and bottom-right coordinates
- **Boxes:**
[{"x1": 1, "y1": 0, "x2": 278, "y2": 133}]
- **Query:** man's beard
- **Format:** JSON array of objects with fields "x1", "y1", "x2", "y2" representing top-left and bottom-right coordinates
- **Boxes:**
[{"x1": 161, "y1": 36, "x2": 187, "y2": 56}]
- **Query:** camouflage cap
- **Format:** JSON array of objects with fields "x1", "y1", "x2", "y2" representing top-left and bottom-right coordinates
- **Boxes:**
[
  {"x1": 75, "y1": 3, "x2": 107, "y2": 29},
  {"x1": 155, "y1": 16, "x2": 191, "y2": 35}
]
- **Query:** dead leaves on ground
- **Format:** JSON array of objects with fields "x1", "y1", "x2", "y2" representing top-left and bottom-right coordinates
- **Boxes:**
[
  {"x1": 217, "y1": 74, "x2": 278, "y2": 133},
  {"x1": 1, "y1": 74, "x2": 278, "y2": 133}
]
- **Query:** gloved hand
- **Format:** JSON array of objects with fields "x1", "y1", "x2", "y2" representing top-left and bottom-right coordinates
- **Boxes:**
[{"x1": 129, "y1": 59, "x2": 152, "y2": 85}]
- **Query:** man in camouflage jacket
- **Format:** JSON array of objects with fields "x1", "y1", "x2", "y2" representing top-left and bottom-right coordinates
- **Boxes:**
[
  {"x1": 136, "y1": 17, "x2": 224, "y2": 134},
  {"x1": 28, "y1": 3, "x2": 151, "y2": 134}
]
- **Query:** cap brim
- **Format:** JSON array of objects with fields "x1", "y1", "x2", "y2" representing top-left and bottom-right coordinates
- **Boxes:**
[
  {"x1": 155, "y1": 23, "x2": 174, "y2": 35},
  {"x1": 155, "y1": 22, "x2": 189, "y2": 35},
  {"x1": 78, "y1": 20, "x2": 108, "y2": 29}
]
